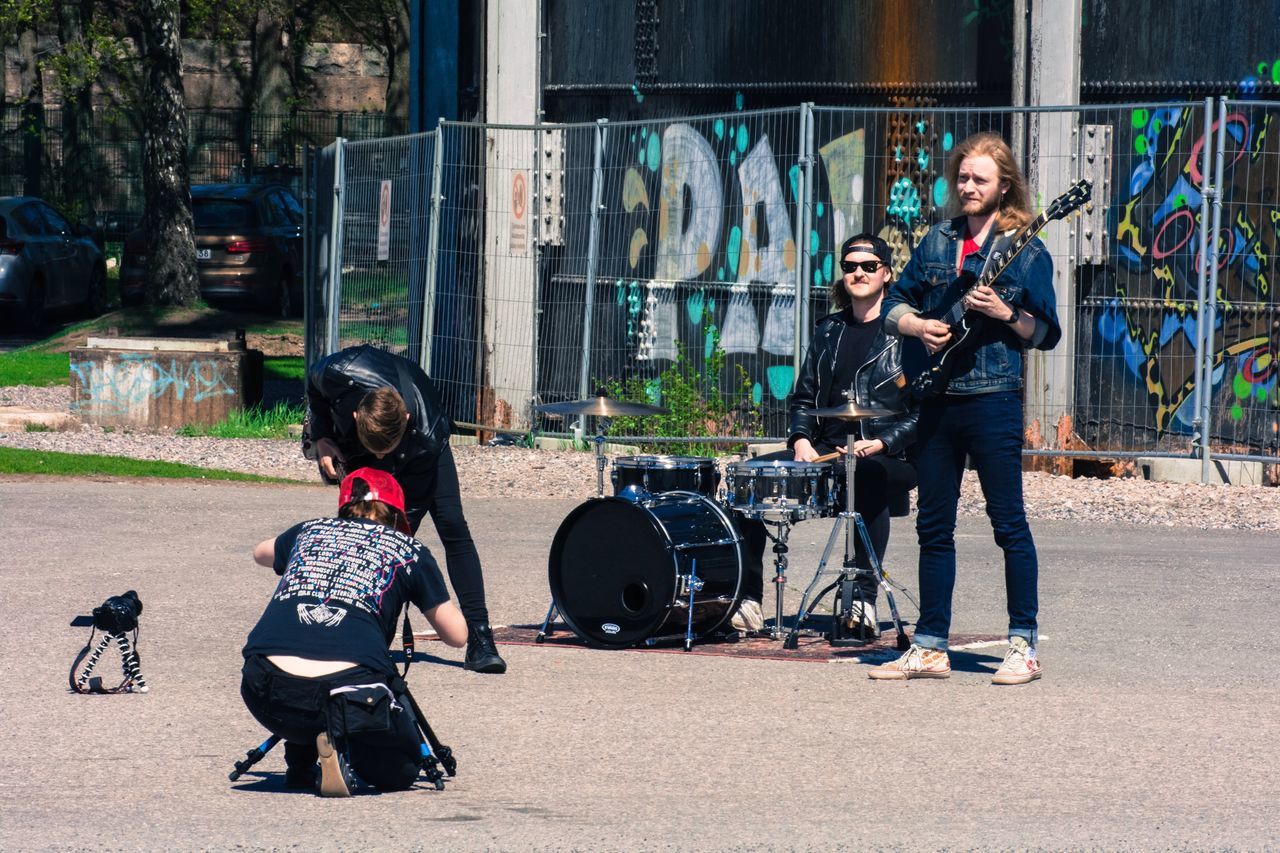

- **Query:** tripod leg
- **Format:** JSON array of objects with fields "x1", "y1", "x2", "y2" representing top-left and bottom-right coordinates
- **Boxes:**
[
  {"x1": 856, "y1": 519, "x2": 912, "y2": 651},
  {"x1": 114, "y1": 633, "x2": 148, "y2": 693},
  {"x1": 75, "y1": 634, "x2": 113, "y2": 691},
  {"x1": 229, "y1": 734, "x2": 282, "y2": 781},
  {"x1": 395, "y1": 682, "x2": 457, "y2": 778},
  {"x1": 784, "y1": 516, "x2": 844, "y2": 650},
  {"x1": 536, "y1": 601, "x2": 559, "y2": 643}
]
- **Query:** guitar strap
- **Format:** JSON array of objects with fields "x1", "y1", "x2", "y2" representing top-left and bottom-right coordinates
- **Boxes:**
[{"x1": 978, "y1": 230, "x2": 1018, "y2": 290}]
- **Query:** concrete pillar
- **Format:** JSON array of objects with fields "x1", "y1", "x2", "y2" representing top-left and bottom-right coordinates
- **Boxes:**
[
  {"x1": 1013, "y1": 0, "x2": 1083, "y2": 449},
  {"x1": 480, "y1": 2, "x2": 540, "y2": 429}
]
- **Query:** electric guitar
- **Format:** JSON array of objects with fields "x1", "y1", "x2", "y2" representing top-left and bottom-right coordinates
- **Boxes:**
[{"x1": 901, "y1": 180, "x2": 1092, "y2": 399}]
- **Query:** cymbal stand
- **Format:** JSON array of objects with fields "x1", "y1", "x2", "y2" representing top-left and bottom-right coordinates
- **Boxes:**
[
  {"x1": 539, "y1": 416, "x2": 609, "y2": 643},
  {"x1": 783, "y1": 429, "x2": 912, "y2": 651}
]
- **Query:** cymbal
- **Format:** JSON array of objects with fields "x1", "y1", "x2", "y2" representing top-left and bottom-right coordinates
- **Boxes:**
[
  {"x1": 803, "y1": 401, "x2": 895, "y2": 420},
  {"x1": 534, "y1": 395, "x2": 670, "y2": 417}
]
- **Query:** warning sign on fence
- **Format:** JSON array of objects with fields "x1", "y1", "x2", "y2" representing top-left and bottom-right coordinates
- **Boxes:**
[
  {"x1": 509, "y1": 171, "x2": 528, "y2": 254},
  {"x1": 377, "y1": 179, "x2": 392, "y2": 262}
]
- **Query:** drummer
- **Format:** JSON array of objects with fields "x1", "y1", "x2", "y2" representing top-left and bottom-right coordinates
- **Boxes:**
[{"x1": 735, "y1": 234, "x2": 918, "y2": 639}]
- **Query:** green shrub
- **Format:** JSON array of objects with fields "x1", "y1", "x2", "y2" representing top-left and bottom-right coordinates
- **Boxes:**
[{"x1": 177, "y1": 402, "x2": 305, "y2": 440}]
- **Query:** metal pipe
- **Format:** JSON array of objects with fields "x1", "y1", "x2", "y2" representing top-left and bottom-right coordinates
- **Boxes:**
[
  {"x1": 420, "y1": 128, "x2": 445, "y2": 374},
  {"x1": 576, "y1": 118, "x2": 608, "y2": 441},
  {"x1": 1202, "y1": 96, "x2": 1228, "y2": 484},
  {"x1": 325, "y1": 137, "x2": 345, "y2": 357},
  {"x1": 793, "y1": 103, "x2": 812, "y2": 385},
  {"x1": 1192, "y1": 98, "x2": 1213, "y2": 468}
]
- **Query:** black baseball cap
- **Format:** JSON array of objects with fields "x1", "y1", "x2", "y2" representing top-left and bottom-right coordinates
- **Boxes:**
[{"x1": 839, "y1": 233, "x2": 893, "y2": 266}]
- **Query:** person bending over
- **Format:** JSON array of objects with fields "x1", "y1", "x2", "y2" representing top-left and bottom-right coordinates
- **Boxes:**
[
  {"x1": 872, "y1": 131, "x2": 1061, "y2": 684},
  {"x1": 734, "y1": 234, "x2": 918, "y2": 638},
  {"x1": 240, "y1": 467, "x2": 467, "y2": 796},
  {"x1": 304, "y1": 343, "x2": 505, "y2": 674}
]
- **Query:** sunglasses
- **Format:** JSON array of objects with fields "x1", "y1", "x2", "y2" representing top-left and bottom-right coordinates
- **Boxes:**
[{"x1": 840, "y1": 259, "x2": 885, "y2": 274}]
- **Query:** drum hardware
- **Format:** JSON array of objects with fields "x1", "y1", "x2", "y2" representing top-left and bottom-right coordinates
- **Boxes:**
[
  {"x1": 757, "y1": 519, "x2": 794, "y2": 641},
  {"x1": 534, "y1": 394, "x2": 671, "y2": 499},
  {"x1": 783, "y1": 392, "x2": 914, "y2": 651},
  {"x1": 723, "y1": 459, "x2": 837, "y2": 522}
]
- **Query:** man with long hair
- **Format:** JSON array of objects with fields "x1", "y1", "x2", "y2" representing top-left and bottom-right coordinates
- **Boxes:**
[
  {"x1": 241, "y1": 467, "x2": 468, "y2": 796},
  {"x1": 305, "y1": 344, "x2": 506, "y2": 674},
  {"x1": 873, "y1": 132, "x2": 1061, "y2": 683}
]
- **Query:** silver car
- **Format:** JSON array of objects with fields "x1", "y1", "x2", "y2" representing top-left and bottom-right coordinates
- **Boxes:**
[{"x1": 0, "y1": 197, "x2": 107, "y2": 330}]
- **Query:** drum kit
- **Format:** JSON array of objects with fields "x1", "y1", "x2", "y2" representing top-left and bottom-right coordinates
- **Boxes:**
[{"x1": 534, "y1": 391, "x2": 915, "y2": 653}]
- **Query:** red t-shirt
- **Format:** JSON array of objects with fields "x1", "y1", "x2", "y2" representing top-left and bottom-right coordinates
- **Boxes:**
[{"x1": 959, "y1": 234, "x2": 982, "y2": 270}]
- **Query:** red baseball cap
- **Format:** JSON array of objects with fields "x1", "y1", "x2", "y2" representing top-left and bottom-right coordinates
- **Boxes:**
[{"x1": 338, "y1": 467, "x2": 412, "y2": 534}]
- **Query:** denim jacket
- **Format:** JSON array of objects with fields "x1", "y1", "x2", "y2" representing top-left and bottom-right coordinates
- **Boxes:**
[{"x1": 883, "y1": 217, "x2": 1061, "y2": 394}]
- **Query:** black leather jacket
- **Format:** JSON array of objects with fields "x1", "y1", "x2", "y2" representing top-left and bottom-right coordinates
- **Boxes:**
[
  {"x1": 788, "y1": 311, "x2": 919, "y2": 458},
  {"x1": 305, "y1": 346, "x2": 452, "y2": 515}
]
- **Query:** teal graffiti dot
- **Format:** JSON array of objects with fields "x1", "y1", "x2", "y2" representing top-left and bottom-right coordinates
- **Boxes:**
[
  {"x1": 815, "y1": 201, "x2": 825, "y2": 218},
  {"x1": 933, "y1": 176, "x2": 949, "y2": 207},
  {"x1": 1230, "y1": 402, "x2": 1244, "y2": 421},
  {"x1": 638, "y1": 145, "x2": 645, "y2": 165},
  {"x1": 645, "y1": 133, "x2": 660, "y2": 172},
  {"x1": 942, "y1": 132, "x2": 954, "y2": 151},
  {"x1": 714, "y1": 118, "x2": 725, "y2": 140},
  {"x1": 735, "y1": 92, "x2": 744, "y2": 111},
  {"x1": 752, "y1": 382, "x2": 762, "y2": 406},
  {"x1": 1233, "y1": 373, "x2": 1251, "y2": 399},
  {"x1": 630, "y1": 133, "x2": 636, "y2": 143},
  {"x1": 915, "y1": 120, "x2": 927, "y2": 134},
  {"x1": 894, "y1": 145, "x2": 904, "y2": 162},
  {"x1": 717, "y1": 266, "x2": 725, "y2": 281},
  {"x1": 1134, "y1": 135, "x2": 1149, "y2": 155},
  {"x1": 822, "y1": 253, "x2": 833, "y2": 282},
  {"x1": 765, "y1": 365, "x2": 795, "y2": 400},
  {"x1": 809, "y1": 229, "x2": 820, "y2": 257},
  {"x1": 736, "y1": 123, "x2": 749, "y2": 153},
  {"x1": 644, "y1": 379, "x2": 661, "y2": 404},
  {"x1": 729, "y1": 150, "x2": 737, "y2": 166},
  {"x1": 707, "y1": 297, "x2": 715, "y2": 313},
  {"x1": 1132, "y1": 109, "x2": 1149, "y2": 128},
  {"x1": 813, "y1": 269, "x2": 823, "y2": 287},
  {"x1": 640, "y1": 127, "x2": 648, "y2": 138},
  {"x1": 634, "y1": 91, "x2": 644, "y2": 104},
  {"x1": 727, "y1": 226, "x2": 743, "y2": 276},
  {"x1": 704, "y1": 327, "x2": 717, "y2": 361},
  {"x1": 788, "y1": 164, "x2": 800, "y2": 202},
  {"x1": 917, "y1": 148, "x2": 930, "y2": 170}
]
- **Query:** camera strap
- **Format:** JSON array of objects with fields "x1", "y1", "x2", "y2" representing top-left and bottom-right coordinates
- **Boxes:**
[{"x1": 399, "y1": 605, "x2": 414, "y2": 679}]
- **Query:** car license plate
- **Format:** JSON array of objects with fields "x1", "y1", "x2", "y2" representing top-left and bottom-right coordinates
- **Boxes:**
[{"x1": 196, "y1": 248, "x2": 212, "y2": 260}]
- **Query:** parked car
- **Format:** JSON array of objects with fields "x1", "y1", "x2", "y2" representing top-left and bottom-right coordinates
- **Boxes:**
[
  {"x1": 0, "y1": 197, "x2": 107, "y2": 330},
  {"x1": 121, "y1": 183, "x2": 304, "y2": 317}
]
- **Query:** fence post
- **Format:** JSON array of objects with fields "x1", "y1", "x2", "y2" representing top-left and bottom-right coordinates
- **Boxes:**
[
  {"x1": 1201, "y1": 96, "x2": 1228, "y2": 484},
  {"x1": 794, "y1": 103, "x2": 815, "y2": 379},
  {"x1": 325, "y1": 137, "x2": 345, "y2": 357},
  {"x1": 1193, "y1": 97, "x2": 1214, "y2": 475},
  {"x1": 576, "y1": 118, "x2": 608, "y2": 442},
  {"x1": 421, "y1": 127, "x2": 446, "y2": 375}
]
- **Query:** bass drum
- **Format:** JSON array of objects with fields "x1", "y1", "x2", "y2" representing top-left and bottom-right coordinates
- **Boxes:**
[{"x1": 548, "y1": 491, "x2": 744, "y2": 649}]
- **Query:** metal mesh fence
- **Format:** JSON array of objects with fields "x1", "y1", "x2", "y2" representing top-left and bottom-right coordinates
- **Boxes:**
[{"x1": 311, "y1": 100, "x2": 1277, "y2": 466}]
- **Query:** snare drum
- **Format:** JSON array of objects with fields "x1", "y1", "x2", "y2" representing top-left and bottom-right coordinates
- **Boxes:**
[
  {"x1": 611, "y1": 455, "x2": 720, "y2": 498},
  {"x1": 723, "y1": 459, "x2": 837, "y2": 520}
]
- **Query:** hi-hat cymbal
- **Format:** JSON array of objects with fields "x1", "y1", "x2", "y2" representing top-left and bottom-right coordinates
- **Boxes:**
[
  {"x1": 534, "y1": 395, "x2": 670, "y2": 417},
  {"x1": 803, "y1": 401, "x2": 894, "y2": 420}
]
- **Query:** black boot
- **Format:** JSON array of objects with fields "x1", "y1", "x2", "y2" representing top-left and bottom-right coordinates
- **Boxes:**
[{"x1": 464, "y1": 623, "x2": 507, "y2": 674}]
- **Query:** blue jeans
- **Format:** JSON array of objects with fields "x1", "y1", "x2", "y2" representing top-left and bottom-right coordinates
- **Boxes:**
[{"x1": 912, "y1": 391, "x2": 1038, "y2": 650}]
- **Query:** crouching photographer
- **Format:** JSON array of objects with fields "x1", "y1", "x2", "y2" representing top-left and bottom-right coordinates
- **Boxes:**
[{"x1": 240, "y1": 467, "x2": 467, "y2": 797}]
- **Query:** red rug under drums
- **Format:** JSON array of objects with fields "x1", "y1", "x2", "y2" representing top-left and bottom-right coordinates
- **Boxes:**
[{"x1": 415, "y1": 625, "x2": 1007, "y2": 664}]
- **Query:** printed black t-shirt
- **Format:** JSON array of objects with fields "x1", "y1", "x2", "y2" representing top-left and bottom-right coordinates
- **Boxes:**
[{"x1": 242, "y1": 517, "x2": 450, "y2": 673}]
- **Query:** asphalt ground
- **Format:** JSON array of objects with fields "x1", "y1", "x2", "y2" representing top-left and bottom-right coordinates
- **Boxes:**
[{"x1": 2, "y1": 479, "x2": 1277, "y2": 851}]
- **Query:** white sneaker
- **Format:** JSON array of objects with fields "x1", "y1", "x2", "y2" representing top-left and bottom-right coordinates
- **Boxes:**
[
  {"x1": 730, "y1": 599, "x2": 764, "y2": 632},
  {"x1": 992, "y1": 636, "x2": 1042, "y2": 684}
]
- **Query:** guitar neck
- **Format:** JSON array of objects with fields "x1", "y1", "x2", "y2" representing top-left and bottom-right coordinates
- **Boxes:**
[{"x1": 974, "y1": 211, "x2": 1050, "y2": 290}]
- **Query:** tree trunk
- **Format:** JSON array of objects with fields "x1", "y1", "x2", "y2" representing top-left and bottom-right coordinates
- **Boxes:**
[
  {"x1": 383, "y1": 0, "x2": 411, "y2": 135},
  {"x1": 17, "y1": 28, "x2": 44, "y2": 198},
  {"x1": 139, "y1": 0, "x2": 199, "y2": 306},
  {"x1": 58, "y1": 0, "x2": 97, "y2": 221}
]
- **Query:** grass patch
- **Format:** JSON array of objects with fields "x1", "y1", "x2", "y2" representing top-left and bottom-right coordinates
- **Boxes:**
[
  {"x1": 23, "y1": 422, "x2": 53, "y2": 432},
  {"x1": 0, "y1": 351, "x2": 71, "y2": 386},
  {"x1": 177, "y1": 401, "x2": 305, "y2": 439},
  {"x1": 0, "y1": 446, "x2": 293, "y2": 482},
  {"x1": 264, "y1": 356, "x2": 306, "y2": 382}
]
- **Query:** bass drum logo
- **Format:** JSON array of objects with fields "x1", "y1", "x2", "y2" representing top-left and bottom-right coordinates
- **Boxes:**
[{"x1": 601, "y1": 622, "x2": 621, "y2": 635}]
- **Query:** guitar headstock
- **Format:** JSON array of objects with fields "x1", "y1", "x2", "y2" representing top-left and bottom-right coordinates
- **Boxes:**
[{"x1": 1043, "y1": 179, "x2": 1092, "y2": 223}]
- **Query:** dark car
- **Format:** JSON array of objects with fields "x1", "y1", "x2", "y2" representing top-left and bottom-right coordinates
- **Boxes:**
[
  {"x1": 0, "y1": 197, "x2": 107, "y2": 330},
  {"x1": 121, "y1": 183, "x2": 304, "y2": 316}
]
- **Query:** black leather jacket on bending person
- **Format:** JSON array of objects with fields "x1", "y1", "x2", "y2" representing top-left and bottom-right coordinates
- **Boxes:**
[
  {"x1": 305, "y1": 345, "x2": 453, "y2": 524},
  {"x1": 788, "y1": 311, "x2": 919, "y2": 458}
]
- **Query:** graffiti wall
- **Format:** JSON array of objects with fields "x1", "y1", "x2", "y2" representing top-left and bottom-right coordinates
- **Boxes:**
[{"x1": 1084, "y1": 102, "x2": 1279, "y2": 454}]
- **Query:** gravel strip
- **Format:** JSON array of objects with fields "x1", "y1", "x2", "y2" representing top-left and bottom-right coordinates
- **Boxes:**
[{"x1": 1, "y1": 385, "x2": 1277, "y2": 530}]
